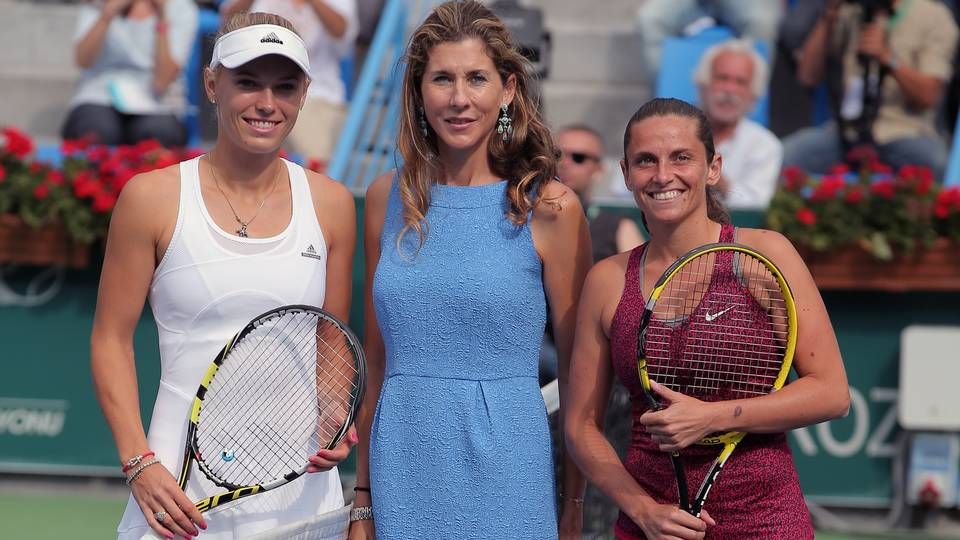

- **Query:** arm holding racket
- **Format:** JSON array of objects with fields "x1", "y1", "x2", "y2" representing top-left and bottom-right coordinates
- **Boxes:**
[
  {"x1": 565, "y1": 259, "x2": 715, "y2": 540},
  {"x1": 348, "y1": 173, "x2": 393, "y2": 540},
  {"x1": 306, "y1": 171, "x2": 360, "y2": 473},
  {"x1": 530, "y1": 181, "x2": 592, "y2": 540},
  {"x1": 91, "y1": 170, "x2": 206, "y2": 540},
  {"x1": 639, "y1": 230, "x2": 850, "y2": 454}
]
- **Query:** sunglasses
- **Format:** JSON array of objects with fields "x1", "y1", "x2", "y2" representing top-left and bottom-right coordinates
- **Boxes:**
[{"x1": 564, "y1": 151, "x2": 601, "y2": 164}]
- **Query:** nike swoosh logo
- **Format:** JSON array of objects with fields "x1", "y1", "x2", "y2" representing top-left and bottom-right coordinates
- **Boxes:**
[{"x1": 704, "y1": 306, "x2": 735, "y2": 322}]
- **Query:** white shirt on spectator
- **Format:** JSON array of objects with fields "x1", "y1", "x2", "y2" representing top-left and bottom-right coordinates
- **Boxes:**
[
  {"x1": 72, "y1": 0, "x2": 198, "y2": 115},
  {"x1": 716, "y1": 118, "x2": 783, "y2": 210},
  {"x1": 240, "y1": 0, "x2": 358, "y2": 104}
]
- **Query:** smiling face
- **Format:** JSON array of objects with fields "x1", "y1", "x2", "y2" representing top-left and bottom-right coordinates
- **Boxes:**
[
  {"x1": 620, "y1": 114, "x2": 721, "y2": 225},
  {"x1": 419, "y1": 38, "x2": 516, "y2": 158},
  {"x1": 205, "y1": 54, "x2": 307, "y2": 154}
]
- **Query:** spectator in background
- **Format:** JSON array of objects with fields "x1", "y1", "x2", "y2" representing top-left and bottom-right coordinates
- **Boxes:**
[
  {"x1": 222, "y1": 0, "x2": 357, "y2": 162},
  {"x1": 695, "y1": 39, "x2": 782, "y2": 210},
  {"x1": 541, "y1": 125, "x2": 644, "y2": 384},
  {"x1": 63, "y1": 0, "x2": 198, "y2": 147},
  {"x1": 557, "y1": 125, "x2": 645, "y2": 263},
  {"x1": 636, "y1": 0, "x2": 782, "y2": 80},
  {"x1": 783, "y1": 0, "x2": 959, "y2": 180}
]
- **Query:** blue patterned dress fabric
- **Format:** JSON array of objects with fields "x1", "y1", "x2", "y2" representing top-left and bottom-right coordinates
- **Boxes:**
[{"x1": 370, "y1": 180, "x2": 558, "y2": 539}]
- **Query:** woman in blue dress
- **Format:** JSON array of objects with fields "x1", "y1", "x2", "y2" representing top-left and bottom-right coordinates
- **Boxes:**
[{"x1": 348, "y1": 2, "x2": 591, "y2": 539}]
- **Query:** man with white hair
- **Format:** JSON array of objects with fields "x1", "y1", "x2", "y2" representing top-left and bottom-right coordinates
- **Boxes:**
[{"x1": 695, "y1": 39, "x2": 783, "y2": 210}]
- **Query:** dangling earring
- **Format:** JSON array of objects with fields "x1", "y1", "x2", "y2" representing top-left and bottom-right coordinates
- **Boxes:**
[
  {"x1": 497, "y1": 104, "x2": 512, "y2": 142},
  {"x1": 418, "y1": 106, "x2": 429, "y2": 138}
]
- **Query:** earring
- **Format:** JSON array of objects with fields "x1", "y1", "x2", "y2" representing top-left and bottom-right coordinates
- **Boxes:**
[
  {"x1": 418, "y1": 107, "x2": 429, "y2": 137},
  {"x1": 497, "y1": 104, "x2": 512, "y2": 142}
]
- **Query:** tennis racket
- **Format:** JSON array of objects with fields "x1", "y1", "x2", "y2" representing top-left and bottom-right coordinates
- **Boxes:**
[
  {"x1": 176, "y1": 304, "x2": 366, "y2": 513},
  {"x1": 635, "y1": 242, "x2": 797, "y2": 517}
]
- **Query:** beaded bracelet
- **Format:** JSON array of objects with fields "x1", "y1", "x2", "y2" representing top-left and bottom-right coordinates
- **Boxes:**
[
  {"x1": 126, "y1": 457, "x2": 161, "y2": 486},
  {"x1": 121, "y1": 451, "x2": 156, "y2": 473},
  {"x1": 353, "y1": 486, "x2": 371, "y2": 493}
]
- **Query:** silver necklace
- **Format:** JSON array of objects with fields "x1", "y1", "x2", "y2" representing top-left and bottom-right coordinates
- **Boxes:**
[{"x1": 207, "y1": 158, "x2": 280, "y2": 238}]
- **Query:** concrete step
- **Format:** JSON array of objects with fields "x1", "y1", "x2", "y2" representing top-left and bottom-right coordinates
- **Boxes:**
[
  {"x1": 546, "y1": 26, "x2": 647, "y2": 85},
  {"x1": 522, "y1": 0, "x2": 641, "y2": 28},
  {"x1": 0, "y1": 74, "x2": 76, "y2": 138},
  {"x1": 541, "y1": 80, "x2": 650, "y2": 156},
  {"x1": 0, "y1": 1, "x2": 80, "y2": 137}
]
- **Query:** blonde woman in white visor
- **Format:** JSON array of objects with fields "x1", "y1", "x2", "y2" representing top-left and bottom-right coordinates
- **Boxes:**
[{"x1": 91, "y1": 12, "x2": 358, "y2": 540}]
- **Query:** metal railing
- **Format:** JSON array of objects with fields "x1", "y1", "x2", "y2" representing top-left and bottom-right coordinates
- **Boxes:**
[{"x1": 327, "y1": 0, "x2": 442, "y2": 193}]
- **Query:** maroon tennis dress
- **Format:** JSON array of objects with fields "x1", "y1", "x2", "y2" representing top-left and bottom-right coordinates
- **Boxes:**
[{"x1": 609, "y1": 224, "x2": 814, "y2": 539}]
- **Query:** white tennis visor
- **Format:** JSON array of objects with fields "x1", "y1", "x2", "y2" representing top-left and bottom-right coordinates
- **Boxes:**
[{"x1": 210, "y1": 24, "x2": 310, "y2": 74}]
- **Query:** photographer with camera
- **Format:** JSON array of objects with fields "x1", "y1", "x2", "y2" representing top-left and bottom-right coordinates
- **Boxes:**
[{"x1": 782, "y1": 0, "x2": 958, "y2": 179}]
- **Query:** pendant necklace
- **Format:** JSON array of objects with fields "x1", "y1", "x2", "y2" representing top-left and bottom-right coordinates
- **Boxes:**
[{"x1": 208, "y1": 157, "x2": 280, "y2": 238}]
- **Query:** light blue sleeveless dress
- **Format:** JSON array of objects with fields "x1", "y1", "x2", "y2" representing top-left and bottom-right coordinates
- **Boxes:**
[{"x1": 369, "y1": 179, "x2": 558, "y2": 539}]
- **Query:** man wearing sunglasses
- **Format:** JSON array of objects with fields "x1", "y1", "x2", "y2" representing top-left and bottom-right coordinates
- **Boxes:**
[{"x1": 556, "y1": 124, "x2": 645, "y2": 264}]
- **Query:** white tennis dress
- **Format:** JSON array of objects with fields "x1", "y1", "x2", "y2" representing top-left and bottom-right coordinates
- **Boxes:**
[{"x1": 117, "y1": 156, "x2": 347, "y2": 539}]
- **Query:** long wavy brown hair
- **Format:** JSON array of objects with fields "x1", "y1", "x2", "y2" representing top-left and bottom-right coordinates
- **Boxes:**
[{"x1": 396, "y1": 0, "x2": 557, "y2": 246}]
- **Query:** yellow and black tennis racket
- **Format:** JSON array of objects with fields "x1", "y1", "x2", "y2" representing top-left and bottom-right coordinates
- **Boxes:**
[
  {"x1": 177, "y1": 304, "x2": 365, "y2": 513},
  {"x1": 636, "y1": 243, "x2": 797, "y2": 517}
]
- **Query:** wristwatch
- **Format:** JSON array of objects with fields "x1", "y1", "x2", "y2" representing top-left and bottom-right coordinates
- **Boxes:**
[{"x1": 350, "y1": 505, "x2": 374, "y2": 522}]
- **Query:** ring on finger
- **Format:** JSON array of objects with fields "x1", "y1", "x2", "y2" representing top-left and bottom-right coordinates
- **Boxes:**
[{"x1": 154, "y1": 510, "x2": 167, "y2": 523}]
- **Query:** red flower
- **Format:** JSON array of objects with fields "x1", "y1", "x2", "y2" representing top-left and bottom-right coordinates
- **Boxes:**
[
  {"x1": 33, "y1": 183, "x2": 50, "y2": 200},
  {"x1": 74, "y1": 176, "x2": 103, "y2": 199},
  {"x1": 86, "y1": 146, "x2": 110, "y2": 163},
  {"x1": 46, "y1": 170, "x2": 64, "y2": 186},
  {"x1": 1, "y1": 126, "x2": 34, "y2": 158},
  {"x1": 871, "y1": 180, "x2": 896, "y2": 200},
  {"x1": 828, "y1": 163, "x2": 850, "y2": 175},
  {"x1": 306, "y1": 158, "x2": 326, "y2": 173},
  {"x1": 134, "y1": 139, "x2": 162, "y2": 155},
  {"x1": 782, "y1": 166, "x2": 807, "y2": 191},
  {"x1": 92, "y1": 191, "x2": 118, "y2": 213},
  {"x1": 796, "y1": 207, "x2": 817, "y2": 226},
  {"x1": 869, "y1": 160, "x2": 892, "y2": 175},
  {"x1": 811, "y1": 176, "x2": 846, "y2": 201},
  {"x1": 845, "y1": 186, "x2": 864, "y2": 204},
  {"x1": 61, "y1": 138, "x2": 91, "y2": 155}
]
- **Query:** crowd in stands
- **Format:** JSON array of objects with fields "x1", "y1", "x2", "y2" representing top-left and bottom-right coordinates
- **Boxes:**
[{"x1": 54, "y1": 0, "x2": 960, "y2": 209}]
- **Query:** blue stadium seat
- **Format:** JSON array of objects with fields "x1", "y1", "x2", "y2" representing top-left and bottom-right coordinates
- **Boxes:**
[
  {"x1": 654, "y1": 25, "x2": 770, "y2": 126},
  {"x1": 945, "y1": 112, "x2": 960, "y2": 186}
]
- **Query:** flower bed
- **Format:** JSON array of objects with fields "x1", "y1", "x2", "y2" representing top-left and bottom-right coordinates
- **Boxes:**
[{"x1": 766, "y1": 147, "x2": 960, "y2": 291}]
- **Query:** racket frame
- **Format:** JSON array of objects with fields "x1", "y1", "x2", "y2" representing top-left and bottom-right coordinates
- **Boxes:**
[
  {"x1": 635, "y1": 242, "x2": 797, "y2": 517},
  {"x1": 176, "y1": 304, "x2": 366, "y2": 513}
]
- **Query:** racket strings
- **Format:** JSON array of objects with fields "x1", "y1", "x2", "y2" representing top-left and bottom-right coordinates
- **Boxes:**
[
  {"x1": 218, "y1": 314, "x2": 359, "y2": 455},
  {"x1": 204, "y1": 312, "x2": 360, "y2": 441},
  {"x1": 201, "y1": 323, "x2": 347, "y2": 485},
  {"x1": 646, "y1": 251, "x2": 789, "y2": 402},
  {"x1": 198, "y1": 313, "x2": 322, "y2": 484},
  {"x1": 196, "y1": 311, "x2": 361, "y2": 485}
]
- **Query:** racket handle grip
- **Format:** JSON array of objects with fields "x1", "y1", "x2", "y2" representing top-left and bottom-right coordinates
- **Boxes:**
[{"x1": 670, "y1": 454, "x2": 689, "y2": 512}]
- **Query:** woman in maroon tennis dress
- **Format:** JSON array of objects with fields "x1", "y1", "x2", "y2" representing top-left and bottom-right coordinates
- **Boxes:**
[{"x1": 564, "y1": 98, "x2": 850, "y2": 540}]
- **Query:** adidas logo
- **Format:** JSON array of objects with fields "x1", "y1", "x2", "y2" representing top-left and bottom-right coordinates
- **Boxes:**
[
  {"x1": 260, "y1": 32, "x2": 284, "y2": 45},
  {"x1": 301, "y1": 243, "x2": 322, "y2": 261}
]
